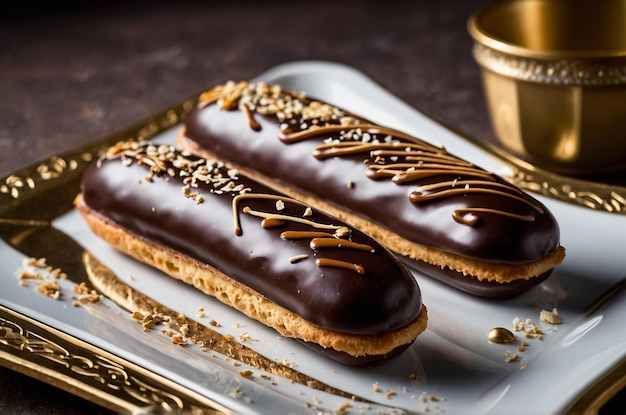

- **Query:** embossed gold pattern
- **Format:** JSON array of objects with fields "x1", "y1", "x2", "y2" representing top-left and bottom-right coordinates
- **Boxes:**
[
  {"x1": 486, "y1": 143, "x2": 626, "y2": 214},
  {"x1": 0, "y1": 305, "x2": 228, "y2": 414},
  {"x1": 468, "y1": 0, "x2": 626, "y2": 175},
  {"x1": 472, "y1": 43, "x2": 626, "y2": 87},
  {"x1": 0, "y1": 87, "x2": 624, "y2": 413},
  {"x1": 0, "y1": 100, "x2": 192, "y2": 203}
]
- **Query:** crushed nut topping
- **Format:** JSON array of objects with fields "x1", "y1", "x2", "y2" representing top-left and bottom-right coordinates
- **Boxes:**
[
  {"x1": 539, "y1": 308, "x2": 563, "y2": 324},
  {"x1": 37, "y1": 281, "x2": 61, "y2": 299},
  {"x1": 198, "y1": 81, "x2": 544, "y2": 227},
  {"x1": 102, "y1": 141, "x2": 251, "y2": 204},
  {"x1": 102, "y1": 140, "x2": 377, "y2": 276},
  {"x1": 238, "y1": 369, "x2": 254, "y2": 379}
]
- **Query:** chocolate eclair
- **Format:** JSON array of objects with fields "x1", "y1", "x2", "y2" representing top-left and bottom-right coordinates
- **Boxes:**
[
  {"x1": 75, "y1": 141, "x2": 427, "y2": 365},
  {"x1": 178, "y1": 81, "x2": 566, "y2": 298}
]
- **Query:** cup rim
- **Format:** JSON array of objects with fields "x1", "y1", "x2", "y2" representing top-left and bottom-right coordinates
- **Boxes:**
[{"x1": 467, "y1": 0, "x2": 626, "y2": 60}]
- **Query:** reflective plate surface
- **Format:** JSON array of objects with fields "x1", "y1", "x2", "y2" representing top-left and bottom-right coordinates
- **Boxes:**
[{"x1": 1, "y1": 61, "x2": 625, "y2": 414}]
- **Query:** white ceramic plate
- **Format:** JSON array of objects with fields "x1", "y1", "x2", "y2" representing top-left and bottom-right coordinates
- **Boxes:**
[{"x1": 1, "y1": 61, "x2": 625, "y2": 415}]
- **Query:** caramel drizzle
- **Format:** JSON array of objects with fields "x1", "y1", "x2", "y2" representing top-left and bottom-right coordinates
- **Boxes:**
[
  {"x1": 368, "y1": 164, "x2": 495, "y2": 183},
  {"x1": 310, "y1": 237, "x2": 374, "y2": 252},
  {"x1": 108, "y1": 142, "x2": 371, "y2": 276},
  {"x1": 279, "y1": 123, "x2": 420, "y2": 145},
  {"x1": 282, "y1": 231, "x2": 373, "y2": 273},
  {"x1": 241, "y1": 103, "x2": 261, "y2": 131},
  {"x1": 198, "y1": 82, "x2": 261, "y2": 130},
  {"x1": 410, "y1": 180, "x2": 542, "y2": 215},
  {"x1": 232, "y1": 193, "x2": 335, "y2": 236},
  {"x1": 453, "y1": 208, "x2": 534, "y2": 226},
  {"x1": 289, "y1": 254, "x2": 309, "y2": 264},
  {"x1": 243, "y1": 206, "x2": 341, "y2": 230},
  {"x1": 232, "y1": 193, "x2": 368, "y2": 274},
  {"x1": 280, "y1": 230, "x2": 335, "y2": 240},
  {"x1": 280, "y1": 122, "x2": 543, "y2": 226},
  {"x1": 198, "y1": 81, "x2": 248, "y2": 110},
  {"x1": 203, "y1": 82, "x2": 545, "y2": 226},
  {"x1": 316, "y1": 258, "x2": 366, "y2": 275}
]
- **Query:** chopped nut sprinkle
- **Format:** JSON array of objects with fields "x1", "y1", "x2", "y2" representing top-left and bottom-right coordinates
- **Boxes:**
[
  {"x1": 172, "y1": 334, "x2": 188, "y2": 346},
  {"x1": 504, "y1": 351, "x2": 520, "y2": 363},
  {"x1": 239, "y1": 369, "x2": 254, "y2": 379},
  {"x1": 37, "y1": 281, "x2": 61, "y2": 299},
  {"x1": 209, "y1": 319, "x2": 221, "y2": 327},
  {"x1": 17, "y1": 270, "x2": 41, "y2": 280},
  {"x1": 27, "y1": 257, "x2": 48, "y2": 268},
  {"x1": 540, "y1": 308, "x2": 563, "y2": 324}
]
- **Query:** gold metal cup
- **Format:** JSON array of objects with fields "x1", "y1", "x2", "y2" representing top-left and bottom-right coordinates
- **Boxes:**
[{"x1": 468, "y1": 0, "x2": 626, "y2": 176}]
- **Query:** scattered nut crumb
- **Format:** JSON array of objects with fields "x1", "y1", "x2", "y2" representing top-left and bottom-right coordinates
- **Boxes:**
[
  {"x1": 540, "y1": 308, "x2": 563, "y2": 324},
  {"x1": 517, "y1": 340, "x2": 529, "y2": 352},
  {"x1": 17, "y1": 270, "x2": 41, "y2": 280},
  {"x1": 229, "y1": 387, "x2": 244, "y2": 399},
  {"x1": 27, "y1": 257, "x2": 47, "y2": 268},
  {"x1": 336, "y1": 401, "x2": 352, "y2": 413},
  {"x1": 171, "y1": 334, "x2": 187, "y2": 346},
  {"x1": 179, "y1": 324, "x2": 190, "y2": 337},
  {"x1": 239, "y1": 369, "x2": 254, "y2": 379},
  {"x1": 37, "y1": 281, "x2": 61, "y2": 299},
  {"x1": 49, "y1": 267, "x2": 66, "y2": 279},
  {"x1": 131, "y1": 311, "x2": 145, "y2": 321},
  {"x1": 209, "y1": 319, "x2": 221, "y2": 327},
  {"x1": 71, "y1": 282, "x2": 101, "y2": 303},
  {"x1": 504, "y1": 351, "x2": 520, "y2": 363},
  {"x1": 73, "y1": 292, "x2": 101, "y2": 304}
]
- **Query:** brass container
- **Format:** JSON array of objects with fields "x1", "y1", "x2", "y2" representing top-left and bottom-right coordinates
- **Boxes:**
[{"x1": 468, "y1": 0, "x2": 626, "y2": 176}]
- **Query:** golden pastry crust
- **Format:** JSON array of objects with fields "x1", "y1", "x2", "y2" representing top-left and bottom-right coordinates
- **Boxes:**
[{"x1": 75, "y1": 194, "x2": 428, "y2": 358}]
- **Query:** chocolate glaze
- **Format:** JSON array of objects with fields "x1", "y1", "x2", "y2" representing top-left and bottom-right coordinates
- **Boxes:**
[
  {"x1": 409, "y1": 259, "x2": 553, "y2": 299},
  {"x1": 299, "y1": 339, "x2": 411, "y2": 366},
  {"x1": 80, "y1": 142, "x2": 423, "y2": 340},
  {"x1": 182, "y1": 82, "x2": 563, "y2": 296}
]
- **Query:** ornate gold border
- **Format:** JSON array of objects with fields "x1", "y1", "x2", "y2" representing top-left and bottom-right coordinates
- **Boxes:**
[
  {"x1": 0, "y1": 305, "x2": 229, "y2": 414},
  {"x1": 0, "y1": 82, "x2": 624, "y2": 413},
  {"x1": 472, "y1": 43, "x2": 626, "y2": 87},
  {"x1": 0, "y1": 100, "x2": 196, "y2": 205},
  {"x1": 485, "y1": 143, "x2": 626, "y2": 215}
]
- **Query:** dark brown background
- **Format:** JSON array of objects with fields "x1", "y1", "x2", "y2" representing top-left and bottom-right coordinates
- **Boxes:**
[{"x1": 0, "y1": 1, "x2": 624, "y2": 413}]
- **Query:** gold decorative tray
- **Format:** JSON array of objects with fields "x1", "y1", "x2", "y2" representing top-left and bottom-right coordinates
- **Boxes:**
[{"x1": 1, "y1": 61, "x2": 625, "y2": 414}]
